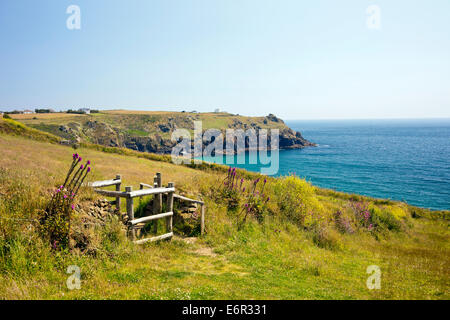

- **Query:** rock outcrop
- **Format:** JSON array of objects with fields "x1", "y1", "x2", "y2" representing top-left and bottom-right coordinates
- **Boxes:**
[{"x1": 53, "y1": 112, "x2": 315, "y2": 155}]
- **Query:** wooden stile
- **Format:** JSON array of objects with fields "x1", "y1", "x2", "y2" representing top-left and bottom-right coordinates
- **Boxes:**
[{"x1": 89, "y1": 172, "x2": 205, "y2": 243}]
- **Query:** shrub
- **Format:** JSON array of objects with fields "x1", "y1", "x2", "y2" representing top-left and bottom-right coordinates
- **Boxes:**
[
  {"x1": 369, "y1": 205, "x2": 403, "y2": 232},
  {"x1": 349, "y1": 201, "x2": 374, "y2": 231},
  {"x1": 218, "y1": 168, "x2": 271, "y2": 224},
  {"x1": 273, "y1": 176, "x2": 325, "y2": 228},
  {"x1": 333, "y1": 210, "x2": 354, "y2": 234},
  {"x1": 39, "y1": 153, "x2": 92, "y2": 249}
]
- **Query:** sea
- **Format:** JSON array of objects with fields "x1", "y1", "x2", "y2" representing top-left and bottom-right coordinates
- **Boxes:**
[{"x1": 201, "y1": 119, "x2": 450, "y2": 211}]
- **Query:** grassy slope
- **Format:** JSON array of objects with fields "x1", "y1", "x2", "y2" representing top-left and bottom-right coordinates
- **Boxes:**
[{"x1": 0, "y1": 120, "x2": 449, "y2": 300}]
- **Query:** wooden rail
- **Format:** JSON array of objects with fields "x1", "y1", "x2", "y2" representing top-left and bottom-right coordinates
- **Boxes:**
[
  {"x1": 88, "y1": 175, "x2": 122, "y2": 211},
  {"x1": 89, "y1": 172, "x2": 206, "y2": 242},
  {"x1": 130, "y1": 212, "x2": 173, "y2": 226}
]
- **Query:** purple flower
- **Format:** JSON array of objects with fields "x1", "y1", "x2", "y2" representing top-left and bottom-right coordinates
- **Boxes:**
[
  {"x1": 87, "y1": 167, "x2": 91, "y2": 173},
  {"x1": 78, "y1": 157, "x2": 82, "y2": 162},
  {"x1": 264, "y1": 178, "x2": 267, "y2": 184},
  {"x1": 64, "y1": 195, "x2": 67, "y2": 199},
  {"x1": 242, "y1": 187, "x2": 246, "y2": 192},
  {"x1": 87, "y1": 160, "x2": 91, "y2": 165},
  {"x1": 71, "y1": 204, "x2": 75, "y2": 210},
  {"x1": 80, "y1": 164, "x2": 84, "y2": 169}
]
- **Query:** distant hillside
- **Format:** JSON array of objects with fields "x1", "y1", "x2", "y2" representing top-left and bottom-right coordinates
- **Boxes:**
[{"x1": 11, "y1": 111, "x2": 315, "y2": 154}]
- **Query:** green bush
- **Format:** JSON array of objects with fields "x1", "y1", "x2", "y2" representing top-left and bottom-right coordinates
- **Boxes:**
[
  {"x1": 273, "y1": 176, "x2": 325, "y2": 228},
  {"x1": 369, "y1": 205, "x2": 403, "y2": 232}
]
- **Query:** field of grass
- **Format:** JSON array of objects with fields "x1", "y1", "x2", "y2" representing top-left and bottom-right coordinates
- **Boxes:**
[{"x1": 0, "y1": 119, "x2": 448, "y2": 300}]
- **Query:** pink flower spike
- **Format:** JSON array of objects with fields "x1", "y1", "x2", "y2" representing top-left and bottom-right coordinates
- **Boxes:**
[
  {"x1": 71, "y1": 204, "x2": 75, "y2": 210},
  {"x1": 64, "y1": 195, "x2": 67, "y2": 199}
]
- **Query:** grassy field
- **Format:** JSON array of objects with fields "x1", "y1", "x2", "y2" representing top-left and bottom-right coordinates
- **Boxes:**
[{"x1": 0, "y1": 119, "x2": 448, "y2": 300}]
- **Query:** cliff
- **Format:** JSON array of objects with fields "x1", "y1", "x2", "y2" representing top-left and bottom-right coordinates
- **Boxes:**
[{"x1": 13, "y1": 111, "x2": 316, "y2": 155}]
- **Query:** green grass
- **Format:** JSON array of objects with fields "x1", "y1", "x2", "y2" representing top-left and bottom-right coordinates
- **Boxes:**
[{"x1": 0, "y1": 124, "x2": 448, "y2": 300}]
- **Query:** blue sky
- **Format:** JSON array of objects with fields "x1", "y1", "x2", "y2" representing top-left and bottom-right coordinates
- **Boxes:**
[{"x1": 0, "y1": 0, "x2": 449, "y2": 119}]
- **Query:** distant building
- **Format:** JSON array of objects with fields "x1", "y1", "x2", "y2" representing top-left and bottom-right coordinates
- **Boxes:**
[
  {"x1": 23, "y1": 109, "x2": 34, "y2": 114},
  {"x1": 79, "y1": 108, "x2": 90, "y2": 114}
]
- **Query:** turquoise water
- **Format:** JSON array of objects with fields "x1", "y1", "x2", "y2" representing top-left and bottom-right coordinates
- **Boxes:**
[{"x1": 201, "y1": 119, "x2": 450, "y2": 211}]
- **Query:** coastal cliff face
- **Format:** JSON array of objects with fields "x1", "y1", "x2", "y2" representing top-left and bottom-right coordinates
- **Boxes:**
[{"x1": 21, "y1": 111, "x2": 315, "y2": 154}]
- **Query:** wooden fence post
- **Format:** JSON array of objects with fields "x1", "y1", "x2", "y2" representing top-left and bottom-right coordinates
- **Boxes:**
[
  {"x1": 152, "y1": 176, "x2": 159, "y2": 234},
  {"x1": 139, "y1": 182, "x2": 144, "y2": 204},
  {"x1": 201, "y1": 203, "x2": 205, "y2": 236},
  {"x1": 115, "y1": 174, "x2": 121, "y2": 211},
  {"x1": 156, "y1": 172, "x2": 162, "y2": 209},
  {"x1": 125, "y1": 186, "x2": 135, "y2": 240},
  {"x1": 167, "y1": 182, "x2": 174, "y2": 234}
]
